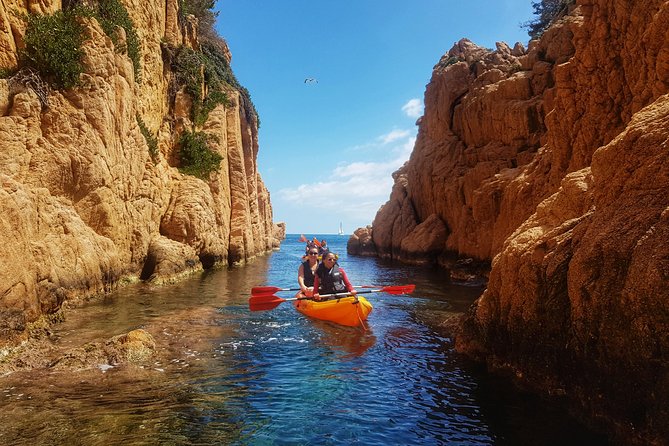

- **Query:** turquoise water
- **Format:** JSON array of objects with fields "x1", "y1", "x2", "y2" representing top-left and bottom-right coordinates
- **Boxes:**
[{"x1": 0, "y1": 235, "x2": 608, "y2": 445}]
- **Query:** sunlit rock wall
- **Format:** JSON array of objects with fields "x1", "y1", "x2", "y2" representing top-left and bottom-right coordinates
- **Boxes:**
[
  {"x1": 456, "y1": 2, "x2": 669, "y2": 444},
  {"x1": 0, "y1": 0, "x2": 281, "y2": 345},
  {"x1": 354, "y1": 0, "x2": 669, "y2": 444}
]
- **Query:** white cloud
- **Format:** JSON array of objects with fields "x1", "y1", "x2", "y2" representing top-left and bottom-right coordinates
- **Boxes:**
[
  {"x1": 274, "y1": 101, "x2": 423, "y2": 233},
  {"x1": 402, "y1": 98, "x2": 423, "y2": 118},
  {"x1": 281, "y1": 99, "x2": 421, "y2": 227},
  {"x1": 402, "y1": 136, "x2": 416, "y2": 158},
  {"x1": 278, "y1": 130, "x2": 416, "y2": 224},
  {"x1": 378, "y1": 129, "x2": 410, "y2": 145}
]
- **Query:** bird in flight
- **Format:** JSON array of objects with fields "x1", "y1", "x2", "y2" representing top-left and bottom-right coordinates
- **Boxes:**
[{"x1": 304, "y1": 78, "x2": 318, "y2": 84}]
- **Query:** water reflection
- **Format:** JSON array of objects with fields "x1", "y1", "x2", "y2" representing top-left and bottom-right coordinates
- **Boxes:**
[{"x1": 309, "y1": 320, "x2": 377, "y2": 359}]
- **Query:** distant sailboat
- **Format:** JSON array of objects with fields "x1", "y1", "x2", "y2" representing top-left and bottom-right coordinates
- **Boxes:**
[{"x1": 338, "y1": 222, "x2": 344, "y2": 236}]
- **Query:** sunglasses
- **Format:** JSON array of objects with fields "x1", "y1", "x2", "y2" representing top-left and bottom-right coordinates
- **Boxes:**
[
  {"x1": 324, "y1": 257, "x2": 336, "y2": 261},
  {"x1": 309, "y1": 252, "x2": 319, "y2": 255}
]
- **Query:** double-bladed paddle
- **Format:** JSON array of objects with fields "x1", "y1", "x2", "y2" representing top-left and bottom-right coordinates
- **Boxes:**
[
  {"x1": 251, "y1": 284, "x2": 379, "y2": 296},
  {"x1": 248, "y1": 284, "x2": 416, "y2": 312}
]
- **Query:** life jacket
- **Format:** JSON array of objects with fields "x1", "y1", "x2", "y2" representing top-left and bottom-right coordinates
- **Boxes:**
[
  {"x1": 302, "y1": 260, "x2": 315, "y2": 287},
  {"x1": 316, "y1": 263, "x2": 346, "y2": 294}
]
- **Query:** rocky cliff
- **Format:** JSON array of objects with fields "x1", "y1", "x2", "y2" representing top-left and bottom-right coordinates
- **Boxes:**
[
  {"x1": 0, "y1": 0, "x2": 283, "y2": 346},
  {"x1": 350, "y1": 1, "x2": 669, "y2": 444}
]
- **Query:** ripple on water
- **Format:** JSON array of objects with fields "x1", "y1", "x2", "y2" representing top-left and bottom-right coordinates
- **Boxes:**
[{"x1": 0, "y1": 235, "x2": 610, "y2": 445}]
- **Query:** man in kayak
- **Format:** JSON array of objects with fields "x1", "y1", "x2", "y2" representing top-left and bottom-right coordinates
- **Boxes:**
[
  {"x1": 295, "y1": 248, "x2": 320, "y2": 299},
  {"x1": 312, "y1": 252, "x2": 357, "y2": 301}
]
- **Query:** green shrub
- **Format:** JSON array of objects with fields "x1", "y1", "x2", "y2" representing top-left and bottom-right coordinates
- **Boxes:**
[
  {"x1": 96, "y1": 0, "x2": 142, "y2": 81},
  {"x1": 438, "y1": 56, "x2": 463, "y2": 69},
  {"x1": 23, "y1": 10, "x2": 86, "y2": 89},
  {"x1": 169, "y1": 40, "x2": 259, "y2": 128},
  {"x1": 178, "y1": 130, "x2": 222, "y2": 179},
  {"x1": 173, "y1": 46, "x2": 233, "y2": 126},
  {"x1": 173, "y1": 47, "x2": 207, "y2": 101},
  {"x1": 201, "y1": 42, "x2": 260, "y2": 127},
  {"x1": 523, "y1": 0, "x2": 575, "y2": 39},
  {"x1": 137, "y1": 115, "x2": 159, "y2": 161},
  {"x1": 21, "y1": 0, "x2": 142, "y2": 90},
  {"x1": 194, "y1": 90, "x2": 230, "y2": 126},
  {"x1": 178, "y1": 0, "x2": 218, "y2": 42},
  {"x1": 0, "y1": 67, "x2": 15, "y2": 78}
]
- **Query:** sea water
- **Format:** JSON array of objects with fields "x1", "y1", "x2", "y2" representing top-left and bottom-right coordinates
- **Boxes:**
[{"x1": 0, "y1": 235, "x2": 608, "y2": 445}]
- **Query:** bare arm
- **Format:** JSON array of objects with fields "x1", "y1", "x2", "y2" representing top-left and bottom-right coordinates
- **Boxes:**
[
  {"x1": 297, "y1": 263, "x2": 307, "y2": 292},
  {"x1": 340, "y1": 268, "x2": 357, "y2": 294}
]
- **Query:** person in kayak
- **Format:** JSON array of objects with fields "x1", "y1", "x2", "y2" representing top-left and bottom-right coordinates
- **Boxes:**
[
  {"x1": 295, "y1": 248, "x2": 320, "y2": 299},
  {"x1": 318, "y1": 239, "x2": 329, "y2": 256},
  {"x1": 312, "y1": 252, "x2": 357, "y2": 301}
]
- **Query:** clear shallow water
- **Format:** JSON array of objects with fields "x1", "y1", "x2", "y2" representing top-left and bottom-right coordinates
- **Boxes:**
[{"x1": 0, "y1": 235, "x2": 608, "y2": 445}]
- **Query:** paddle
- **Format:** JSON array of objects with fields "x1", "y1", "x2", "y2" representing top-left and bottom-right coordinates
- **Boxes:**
[
  {"x1": 251, "y1": 284, "x2": 380, "y2": 296},
  {"x1": 248, "y1": 285, "x2": 416, "y2": 312}
]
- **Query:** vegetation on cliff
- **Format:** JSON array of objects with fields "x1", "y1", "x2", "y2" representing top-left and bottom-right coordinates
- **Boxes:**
[
  {"x1": 177, "y1": 0, "x2": 260, "y2": 126},
  {"x1": 172, "y1": 45, "x2": 231, "y2": 126},
  {"x1": 22, "y1": 9, "x2": 86, "y2": 89},
  {"x1": 137, "y1": 115, "x2": 159, "y2": 161},
  {"x1": 178, "y1": 130, "x2": 223, "y2": 179},
  {"x1": 169, "y1": 41, "x2": 259, "y2": 177},
  {"x1": 163, "y1": 0, "x2": 260, "y2": 178},
  {"x1": 11, "y1": 0, "x2": 258, "y2": 180},
  {"x1": 523, "y1": 0, "x2": 575, "y2": 39},
  {"x1": 94, "y1": 0, "x2": 142, "y2": 80},
  {"x1": 16, "y1": 0, "x2": 141, "y2": 90},
  {"x1": 201, "y1": 42, "x2": 260, "y2": 128},
  {"x1": 179, "y1": 0, "x2": 218, "y2": 41}
]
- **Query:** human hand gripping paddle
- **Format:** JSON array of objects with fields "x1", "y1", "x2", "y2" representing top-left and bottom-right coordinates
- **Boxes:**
[{"x1": 248, "y1": 285, "x2": 416, "y2": 312}]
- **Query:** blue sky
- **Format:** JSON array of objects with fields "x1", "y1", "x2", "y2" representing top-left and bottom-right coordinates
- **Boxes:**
[{"x1": 215, "y1": 1, "x2": 535, "y2": 235}]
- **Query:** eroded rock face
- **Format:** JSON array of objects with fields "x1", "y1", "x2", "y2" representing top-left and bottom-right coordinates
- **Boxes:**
[
  {"x1": 367, "y1": 167, "x2": 418, "y2": 260},
  {"x1": 399, "y1": 214, "x2": 448, "y2": 264},
  {"x1": 363, "y1": 33, "x2": 557, "y2": 266},
  {"x1": 346, "y1": 226, "x2": 376, "y2": 257},
  {"x1": 272, "y1": 222, "x2": 286, "y2": 249},
  {"x1": 354, "y1": 1, "x2": 669, "y2": 443},
  {"x1": 458, "y1": 97, "x2": 669, "y2": 444},
  {"x1": 0, "y1": 3, "x2": 281, "y2": 345}
]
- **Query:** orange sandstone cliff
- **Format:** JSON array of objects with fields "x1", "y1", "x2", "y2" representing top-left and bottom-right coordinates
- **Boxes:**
[
  {"x1": 350, "y1": 1, "x2": 669, "y2": 444},
  {"x1": 0, "y1": 1, "x2": 283, "y2": 346}
]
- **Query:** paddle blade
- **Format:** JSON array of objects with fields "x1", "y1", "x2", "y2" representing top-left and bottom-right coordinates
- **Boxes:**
[
  {"x1": 249, "y1": 295, "x2": 286, "y2": 311},
  {"x1": 381, "y1": 284, "x2": 416, "y2": 295},
  {"x1": 251, "y1": 286, "x2": 283, "y2": 295}
]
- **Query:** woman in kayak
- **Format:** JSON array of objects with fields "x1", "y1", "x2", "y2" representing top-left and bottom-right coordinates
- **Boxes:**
[
  {"x1": 312, "y1": 252, "x2": 357, "y2": 301},
  {"x1": 295, "y1": 247, "x2": 320, "y2": 299}
]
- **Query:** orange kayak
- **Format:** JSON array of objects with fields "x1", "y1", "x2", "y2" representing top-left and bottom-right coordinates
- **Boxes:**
[{"x1": 294, "y1": 296, "x2": 373, "y2": 327}]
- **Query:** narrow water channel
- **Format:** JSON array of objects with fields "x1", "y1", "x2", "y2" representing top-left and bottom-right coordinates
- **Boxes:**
[{"x1": 0, "y1": 235, "x2": 608, "y2": 445}]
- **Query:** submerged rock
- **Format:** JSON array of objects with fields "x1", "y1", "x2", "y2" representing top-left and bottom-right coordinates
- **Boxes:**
[{"x1": 50, "y1": 329, "x2": 156, "y2": 371}]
